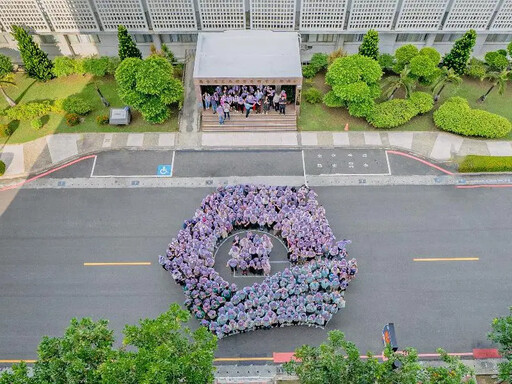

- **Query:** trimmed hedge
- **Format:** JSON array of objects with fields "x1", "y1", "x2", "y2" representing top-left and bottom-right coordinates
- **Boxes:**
[
  {"x1": 304, "y1": 87, "x2": 323, "y2": 104},
  {"x1": 62, "y1": 95, "x2": 92, "y2": 115},
  {"x1": 53, "y1": 56, "x2": 119, "y2": 78},
  {"x1": 459, "y1": 155, "x2": 512, "y2": 173},
  {"x1": 5, "y1": 101, "x2": 54, "y2": 121},
  {"x1": 465, "y1": 58, "x2": 487, "y2": 80},
  {"x1": 434, "y1": 97, "x2": 512, "y2": 138},
  {"x1": 366, "y1": 92, "x2": 433, "y2": 129}
]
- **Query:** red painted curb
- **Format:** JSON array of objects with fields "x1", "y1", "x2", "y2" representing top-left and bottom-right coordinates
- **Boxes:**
[
  {"x1": 473, "y1": 349, "x2": 500, "y2": 359},
  {"x1": 386, "y1": 150, "x2": 454, "y2": 176},
  {"x1": 273, "y1": 352, "x2": 297, "y2": 363}
]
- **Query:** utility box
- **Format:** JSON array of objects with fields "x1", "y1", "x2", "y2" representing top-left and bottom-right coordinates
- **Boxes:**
[{"x1": 109, "y1": 107, "x2": 131, "y2": 125}]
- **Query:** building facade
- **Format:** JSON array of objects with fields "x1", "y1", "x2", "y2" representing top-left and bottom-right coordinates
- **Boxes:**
[{"x1": 0, "y1": 0, "x2": 511, "y2": 62}]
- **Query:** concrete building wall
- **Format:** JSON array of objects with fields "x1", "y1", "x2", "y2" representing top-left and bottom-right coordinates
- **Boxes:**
[{"x1": 0, "y1": 0, "x2": 510, "y2": 63}]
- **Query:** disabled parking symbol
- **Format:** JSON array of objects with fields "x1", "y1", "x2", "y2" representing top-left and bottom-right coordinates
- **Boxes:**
[{"x1": 157, "y1": 164, "x2": 172, "y2": 176}]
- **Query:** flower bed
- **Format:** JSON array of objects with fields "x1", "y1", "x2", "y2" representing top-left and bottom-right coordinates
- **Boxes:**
[{"x1": 159, "y1": 185, "x2": 357, "y2": 338}]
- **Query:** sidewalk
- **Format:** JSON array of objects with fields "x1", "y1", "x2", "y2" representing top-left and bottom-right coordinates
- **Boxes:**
[{"x1": 1, "y1": 130, "x2": 511, "y2": 179}]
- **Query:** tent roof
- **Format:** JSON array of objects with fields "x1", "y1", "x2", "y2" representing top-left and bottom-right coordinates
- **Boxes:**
[{"x1": 193, "y1": 30, "x2": 302, "y2": 79}]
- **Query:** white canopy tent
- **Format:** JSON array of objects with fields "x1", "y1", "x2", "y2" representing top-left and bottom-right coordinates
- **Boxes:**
[{"x1": 193, "y1": 30, "x2": 303, "y2": 113}]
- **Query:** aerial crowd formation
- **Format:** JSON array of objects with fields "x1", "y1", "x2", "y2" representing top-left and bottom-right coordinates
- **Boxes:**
[{"x1": 159, "y1": 184, "x2": 358, "y2": 338}]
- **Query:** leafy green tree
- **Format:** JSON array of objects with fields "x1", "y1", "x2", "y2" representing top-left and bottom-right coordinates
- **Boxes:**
[
  {"x1": 489, "y1": 307, "x2": 512, "y2": 383},
  {"x1": 465, "y1": 57, "x2": 487, "y2": 80},
  {"x1": 419, "y1": 47, "x2": 442, "y2": 66},
  {"x1": 99, "y1": 304, "x2": 217, "y2": 384},
  {"x1": 478, "y1": 69, "x2": 510, "y2": 102},
  {"x1": 358, "y1": 30, "x2": 379, "y2": 60},
  {"x1": 325, "y1": 54, "x2": 382, "y2": 117},
  {"x1": 117, "y1": 25, "x2": 142, "y2": 61},
  {"x1": 508, "y1": 41, "x2": 512, "y2": 58},
  {"x1": 485, "y1": 51, "x2": 509, "y2": 71},
  {"x1": 442, "y1": 30, "x2": 477, "y2": 75},
  {"x1": 393, "y1": 44, "x2": 419, "y2": 73},
  {"x1": 115, "y1": 55, "x2": 184, "y2": 123},
  {"x1": 0, "y1": 54, "x2": 16, "y2": 106},
  {"x1": 11, "y1": 26, "x2": 53, "y2": 81},
  {"x1": 432, "y1": 67, "x2": 462, "y2": 102},
  {"x1": 383, "y1": 66, "x2": 416, "y2": 100},
  {"x1": 0, "y1": 362, "x2": 33, "y2": 384},
  {"x1": 378, "y1": 53, "x2": 395, "y2": 73},
  {"x1": 285, "y1": 330, "x2": 475, "y2": 384}
]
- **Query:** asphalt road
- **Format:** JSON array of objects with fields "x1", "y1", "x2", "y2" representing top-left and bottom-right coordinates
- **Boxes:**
[{"x1": 1, "y1": 184, "x2": 511, "y2": 361}]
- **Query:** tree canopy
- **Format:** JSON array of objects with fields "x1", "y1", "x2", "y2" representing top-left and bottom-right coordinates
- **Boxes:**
[
  {"x1": 489, "y1": 307, "x2": 512, "y2": 383},
  {"x1": 358, "y1": 30, "x2": 379, "y2": 61},
  {"x1": 118, "y1": 25, "x2": 142, "y2": 61},
  {"x1": 115, "y1": 55, "x2": 184, "y2": 123},
  {"x1": 0, "y1": 304, "x2": 217, "y2": 384},
  {"x1": 11, "y1": 26, "x2": 53, "y2": 81},
  {"x1": 442, "y1": 30, "x2": 477, "y2": 75}
]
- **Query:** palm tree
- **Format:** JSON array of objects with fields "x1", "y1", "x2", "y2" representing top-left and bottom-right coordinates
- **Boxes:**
[
  {"x1": 0, "y1": 73, "x2": 16, "y2": 107},
  {"x1": 431, "y1": 67, "x2": 462, "y2": 102},
  {"x1": 383, "y1": 66, "x2": 416, "y2": 100},
  {"x1": 478, "y1": 69, "x2": 510, "y2": 103}
]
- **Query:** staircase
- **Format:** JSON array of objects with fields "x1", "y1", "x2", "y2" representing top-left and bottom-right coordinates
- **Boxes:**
[{"x1": 201, "y1": 109, "x2": 297, "y2": 132}]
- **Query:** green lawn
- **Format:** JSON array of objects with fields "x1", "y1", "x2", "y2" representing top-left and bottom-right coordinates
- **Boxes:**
[
  {"x1": 0, "y1": 73, "x2": 179, "y2": 145},
  {"x1": 299, "y1": 72, "x2": 512, "y2": 140}
]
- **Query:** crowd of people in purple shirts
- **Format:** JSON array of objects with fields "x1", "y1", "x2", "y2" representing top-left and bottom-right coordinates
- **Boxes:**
[
  {"x1": 159, "y1": 184, "x2": 358, "y2": 339},
  {"x1": 227, "y1": 232, "x2": 273, "y2": 276},
  {"x1": 202, "y1": 85, "x2": 288, "y2": 125}
]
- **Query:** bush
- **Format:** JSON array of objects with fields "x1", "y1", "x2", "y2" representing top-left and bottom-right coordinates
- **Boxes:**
[
  {"x1": 485, "y1": 51, "x2": 509, "y2": 71},
  {"x1": 366, "y1": 99, "x2": 417, "y2": 128},
  {"x1": 378, "y1": 54, "x2": 395, "y2": 72},
  {"x1": 323, "y1": 90, "x2": 344, "y2": 107},
  {"x1": 394, "y1": 44, "x2": 419, "y2": 70},
  {"x1": 302, "y1": 64, "x2": 317, "y2": 79},
  {"x1": 62, "y1": 95, "x2": 92, "y2": 115},
  {"x1": 304, "y1": 88, "x2": 323, "y2": 104},
  {"x1": 52, "y1": 56, "x2": 76, "y2": 77},
  {"x1": 358, "y1": 30, "x2": 379, "y2": 60},
  {"x1": 0, "y1": 160, "x2": 5, "y2": 176},
  {"x1": 409, "y1": 92, "x2": 434, "y2": 114},
  {"x1": 5, "y1": 101, "x2": 53, "y2": 120},
  {"x1": 442, "y1": 30, "x2": 477, "y2": 75},
  {"x1": 465, "y1": 57, "x2": 487, "y2": 80},
  {"x1": 459, "y1": 155, "x2": 512, "y2": 173},
  {"x1": 0, "y1": 123, "x2": 8, "y2": 137},
  {"x1": 309, "y1": 53, "x2": 328, "y2": 72},
  {"x1": 409, "y1": 55, "x2": 436, "y2": 78},
  {"x1": 96, "y1": 114, "x2": 109, "y2": 125},
  {"x1": 106, "y1": 56, "x2": 120, "y2": 75},
  {"x1": 419, "y1": 47, "x2": 441, "y2": 65},
  {"x1": 31, "y1": 117, "x2": 44, "y2": 130},
  {"x1": 65, "y1": 113, "x2": 80, "y2": 126},
  {"x1": 434, "y1": 97, "x2": 512, "y2": 138},
  {"x1": 83, "y1": 56, "x2": 110, "y2": 77}
]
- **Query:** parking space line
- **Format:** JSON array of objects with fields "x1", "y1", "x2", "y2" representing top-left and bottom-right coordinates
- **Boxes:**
[
  {"x1": 301, "y1": 149, "x2": 308, "y2": 187},
  {"x1": 170, "y1": 150, "x2": 176, "y2": 177},
  {"x1": 83, "y1": 262, "x2": 152, "y2": 266},
  {"x1": 413, "y1": 257, "x2": 479, "y2": 262},
  {"x1": 90, "y1": 155, "x2": 97, "y2": 178},
  {"x1": 385, "y1": 150, "x2": 391, "y2": 175}
]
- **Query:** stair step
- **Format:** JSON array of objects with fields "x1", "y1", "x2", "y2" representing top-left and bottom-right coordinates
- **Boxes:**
[{"x1": 202, "y1": 126, "x2": 297, "y2": 132}]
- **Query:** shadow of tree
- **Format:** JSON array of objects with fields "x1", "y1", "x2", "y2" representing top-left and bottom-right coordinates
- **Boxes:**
[{"x1": 15, "y1": 79, "x2": 37, "y2": 104}]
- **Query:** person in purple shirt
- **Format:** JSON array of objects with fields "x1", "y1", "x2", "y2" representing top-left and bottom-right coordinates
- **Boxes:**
[
  {"x1": 211, "y1": 92, "x2": 218, "y2": 114},
  {"x1": 216, "y1": 105, "x2": 224, "y2": 124}
]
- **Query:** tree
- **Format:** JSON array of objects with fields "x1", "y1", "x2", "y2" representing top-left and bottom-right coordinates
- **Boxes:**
[
  {"x1": 489, "y1": 307, "x2": 512, "y2": 383},
  {"x1": 508, "y1": 41, "x2": 512, "y2": 58},
  {"x1": 393, "y1": 44, "x2": 419, "y2": 73},
  {"x1": 325, "y1": 54, "x2": 382, "y2": 117},
  {"x1": 358, "y1": 30, "x2": 379, "y2": 60},
  {"x1": 115, "y1": 55, "x2": 184, "y2": 123},
  {"x1": 442, "y1": 30, "x2": 477, "y2": 75},
  {"x1": 11, "y1": 26, "x2": 53, "y2": 81},
  {"x1": 478, "y1": 69, "x2": 510, "y2": 102},
  {"x1": 0, "y1": 54, "x2": 16, "y2": 106},
  {"x1": 432, "y1": 67, "x2": 462, "y2": 102},
  {"x1": 285, "y1": 330, "x2": 475, "y2": 384},
  {"x1": 117, "y1": 25, "x2": 142, "y2": 61},
  {"x1": 383, "y1": 66, "x2": 416, "y2": 100},
  {"x1": 100, "y1": 304, "x2": 217, "y2": 384},
  {"x1": 485, "y1": 50, "x2": 509, "y2": 71}
]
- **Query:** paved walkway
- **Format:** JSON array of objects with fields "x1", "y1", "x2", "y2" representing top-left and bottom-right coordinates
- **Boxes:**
[{"x1": 0, "y1": 130, "x2": 511, "y2": 179}]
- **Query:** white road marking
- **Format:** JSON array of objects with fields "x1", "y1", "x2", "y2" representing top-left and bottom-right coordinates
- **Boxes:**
[
  {"x1": 170, "y1": 150, "x2": 176, "y2": 177},
  {"x1": 301, "y1": 150, "x2": 308, "y2": 187},
  {"x1": 90, "y1": 155, "x2": 97, "y2": 178}
]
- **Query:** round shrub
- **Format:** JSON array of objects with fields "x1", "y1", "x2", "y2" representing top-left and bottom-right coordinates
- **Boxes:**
[
  {"x1": 96, "y1": 114, "x2": 109, "y2": 125},
  {"x1": 62, "y1": 95, "x2": 92, "y2": 115},
  {"x1": 304, "y1": 88, "x2": 323, "y2": 104},
  {"x1": 485, "y1": 51, "x2": 509, "y2": 71},
  {"x1": 366, "y1": 99, "x2": 417, "y2": 128},
  {"x1": 323, "y1": 90, "x2": 344, "y2": 107},
  {"x1": 409, "y1": 92, "x2": 434, "y2": 114},
  {"x1": 434, "y1": 97, "x2": 512, "y2": 138},
  {"x1": 6, "y1": 101, "x2": 53, "y2": 121},
  {"x1": 419, "y1": 47, "x2": 441, "y2": 65},
  {"x1": 65, "y1": 113, "x2": 80, "y2": 127},
  {"x1": 83, "y1": 56, "x2": 110, "y2": 77},
  {"x1": 0, "y1": 160, "x2": 5, "y2": 176},
  {"x1": 409, "y1": 55, "x2": 436, "y2": 78},
  {"x1": 30, "y1": 117, "x2": 44, "y2": 130},
  {"x1": 302, "y1": 64, "x2": 317, "y2": 79},
  {"x1": 394, "y1": 44, "x2": 419, "y2": 71}
]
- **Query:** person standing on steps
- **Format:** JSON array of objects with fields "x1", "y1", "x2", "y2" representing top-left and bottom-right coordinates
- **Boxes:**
[
  {"x1": 223, "y1": 102, "x2": 230, "y2": 121},
  {"x1": 217, "y1": 105, "x2": 224, "y2": 125},
  {"x1": 211, "y1": 92, "x2": 218, "y2": 114},
  {"x1": 203, "y1": 91, "x2": 211, "y2": 110},
  {"x1": 273, "y1": 92, "x2": 280, "y2": 112},
  {"x1": 279, "y1": 94, "x2": 287, "y2": 115}
]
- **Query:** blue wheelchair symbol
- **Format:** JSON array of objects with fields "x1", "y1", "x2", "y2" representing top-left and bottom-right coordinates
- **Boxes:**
[{"x1": 157, "y1": 164, "x2": 172, "y2": 176}]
